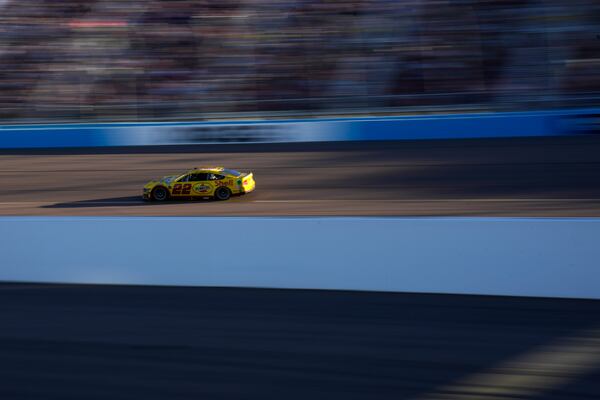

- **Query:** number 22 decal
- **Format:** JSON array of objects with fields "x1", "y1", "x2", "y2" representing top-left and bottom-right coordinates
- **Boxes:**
[{"x1": 172, "y1": 183, "x2": 192, "y2": 195}]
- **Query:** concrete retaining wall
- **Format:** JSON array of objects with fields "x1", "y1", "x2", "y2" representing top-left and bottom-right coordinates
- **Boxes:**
[{"x1": 1, "y1": 217, "x2": 599, "y2": 299}]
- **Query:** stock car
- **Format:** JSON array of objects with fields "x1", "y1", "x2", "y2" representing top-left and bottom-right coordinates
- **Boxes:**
[{"x1": 143, "y1": 167, "x2": 255, "y2": 201}]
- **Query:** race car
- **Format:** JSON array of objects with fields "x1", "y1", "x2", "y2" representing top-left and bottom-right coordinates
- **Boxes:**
[{"x1": 143, "y1": 167, "x2": 255, "y2": 201}]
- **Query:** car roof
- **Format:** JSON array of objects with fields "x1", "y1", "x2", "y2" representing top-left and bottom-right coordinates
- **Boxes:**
[{"x1": 187, "y1": 167, "x2": 224, "y2": 173}]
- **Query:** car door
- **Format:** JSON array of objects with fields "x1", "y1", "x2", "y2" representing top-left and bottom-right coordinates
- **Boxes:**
[
  {"x1": 187, "y1": 172, "x2": 211, "y2": 197},
  {"x1": 171, "y1": 174, "x2": 194, "y2": 197}
]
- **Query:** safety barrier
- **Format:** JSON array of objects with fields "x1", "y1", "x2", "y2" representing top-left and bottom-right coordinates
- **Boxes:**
[
  {"x1": 1, "y1": 217, "x2": 599, "y2": 299},
  {"x1": 0, "y1": 108, "x2": 598, "y2": 149}
]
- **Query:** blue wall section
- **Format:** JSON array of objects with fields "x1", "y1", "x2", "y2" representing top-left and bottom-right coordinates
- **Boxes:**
[
  {"x1": 0, "y1": 108, "x2": 597, "y2": 149},
  {"x1": 0, "y1": 127, "x2": 109, "y2": 148},
  {"x1": 346, "y1": 113, "x2": 559, "y2": 140}
]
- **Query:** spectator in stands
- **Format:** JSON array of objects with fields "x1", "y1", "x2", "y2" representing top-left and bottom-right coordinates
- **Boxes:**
[{"x1": 0, "y1": 0, "x2": 598, "y2": 122}]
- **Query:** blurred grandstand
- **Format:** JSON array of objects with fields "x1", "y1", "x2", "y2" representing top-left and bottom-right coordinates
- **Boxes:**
[{"x1": 0, "y1": 0, "x2": 599, "y2": 123}]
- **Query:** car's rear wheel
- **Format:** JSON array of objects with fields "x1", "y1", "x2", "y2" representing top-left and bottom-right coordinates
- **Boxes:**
[
  {"x1": 214, "y1": 187, "x2": 231, "y2": 201},
  {"x1": 152, "y1": 187, "x2": 169, "y2": 201}
]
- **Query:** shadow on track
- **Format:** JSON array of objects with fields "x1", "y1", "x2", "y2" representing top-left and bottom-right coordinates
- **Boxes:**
[
  {"x1": 40, "y1": 196, "x2": 149, "y2": 209},
  {"x1": 2, "y1": 284, "x2": 600, "y2": 399},
  {"x1": 41, "y1": 196, "x2": 218, "y2": 208}
]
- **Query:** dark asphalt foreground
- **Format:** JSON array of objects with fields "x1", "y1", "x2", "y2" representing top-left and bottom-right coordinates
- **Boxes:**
[
  {"x1": 1, "y1": 136, "x2": 600, "y2": 216},
  {"x1": 1, "y1": 284, "x2": 600, "y2": 399}
]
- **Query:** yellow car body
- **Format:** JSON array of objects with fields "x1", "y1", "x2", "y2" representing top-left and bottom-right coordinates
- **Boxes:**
[{"x1": 143, "y1": 167, "x2": 255, "y2": 201}]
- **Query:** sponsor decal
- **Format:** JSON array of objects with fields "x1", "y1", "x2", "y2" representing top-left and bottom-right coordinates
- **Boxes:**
[
  {"x1": 214, "y1": 179, "x2": 233, "y2": 187},
  {"x1": 160, "y1": 176, "x2": 177, "y2": 184},
  {"x1": 171, "y1": 124, "x2": 290, "y2": 144},
  {"x1": 192, "y1": 183, "x2": 211, "y2": 194}
]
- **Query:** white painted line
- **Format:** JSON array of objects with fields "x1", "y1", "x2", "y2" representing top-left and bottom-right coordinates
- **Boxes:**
[
  {"x1": 0, "y1": 198, "x2": 597, "y2": 206},
  {"x1": 254, "y1": 198, "x2": 600, "y2": 203},
  {"x1": 0, "y1": 202, "x2": 47, "y2": 205},
  {"x1": 0, "y1": 201, "x2": 140, "y2": 205}
]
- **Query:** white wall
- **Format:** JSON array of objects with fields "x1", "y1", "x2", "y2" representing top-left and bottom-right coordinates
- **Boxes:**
[{"x1": 1, "y1": 217, "x2": 599, "y2": 299}]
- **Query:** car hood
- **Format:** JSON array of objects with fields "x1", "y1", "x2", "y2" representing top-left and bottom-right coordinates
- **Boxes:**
[
  {"x1": 159, "y1": 175, "x2": 178, "y2": 185},
  {"x1": 146, "y1": 175, "x2": 178, "y2": 187}
]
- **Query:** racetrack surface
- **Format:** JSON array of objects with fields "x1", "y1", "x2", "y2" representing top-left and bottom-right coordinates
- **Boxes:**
[
  {"x1": 1, "y1": 283, "x2": 600, "y2": 399},
  {"x1": 1, "y1": 136, "x2": 600, "y2": 216}
]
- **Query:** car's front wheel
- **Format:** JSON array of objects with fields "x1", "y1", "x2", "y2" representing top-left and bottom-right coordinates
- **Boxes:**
[
  {"x1": 214, "y1": 187, "x2": 231, "y2": 201},
  {"x1": 151, "y1": 187, "x2": 169, "y2": 201}
]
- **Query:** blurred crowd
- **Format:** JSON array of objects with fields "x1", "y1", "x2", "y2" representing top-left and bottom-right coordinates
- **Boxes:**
[{"x1": 1, "y1": 0, "x2": 599, "y2": 122}]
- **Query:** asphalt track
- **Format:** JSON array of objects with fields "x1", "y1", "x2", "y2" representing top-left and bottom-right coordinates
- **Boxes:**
[
  {"x1": 1, "y1": 135, "x2": 600, "y2": 216},
  {"x1": 1, "y1": 283, "x2": 599, "y2": 399}
]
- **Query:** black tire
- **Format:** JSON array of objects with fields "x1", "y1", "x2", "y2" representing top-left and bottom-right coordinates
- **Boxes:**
[
  {"x1": 214, "y1": 186, "x2": 231, "y2": 201},
  {"x1": 151, "y1": 187, "x2": 169, "y2": 202}
]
